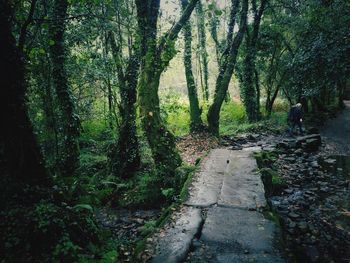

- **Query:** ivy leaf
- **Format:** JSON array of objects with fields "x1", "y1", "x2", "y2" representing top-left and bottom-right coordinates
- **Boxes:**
[{"x1": 73, "y1": 204, "x2": 93, "y2": 212}]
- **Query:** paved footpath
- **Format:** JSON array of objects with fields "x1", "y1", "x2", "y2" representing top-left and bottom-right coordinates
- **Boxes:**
[
  {"x1": 152, "y1": 148, "x2": 284, "y2": 263},
  {"x1": 321, "y1": 100, "x2": 350, "y2": 154}
]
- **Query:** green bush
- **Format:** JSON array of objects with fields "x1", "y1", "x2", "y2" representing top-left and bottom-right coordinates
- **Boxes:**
[{"x1": 0, "y1": 200, "x2": 103, "y2": 263}]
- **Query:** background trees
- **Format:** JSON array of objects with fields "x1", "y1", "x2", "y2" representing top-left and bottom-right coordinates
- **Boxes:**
[{"x1": 1, "y1": 0, "x2": 350, "y2": 261}]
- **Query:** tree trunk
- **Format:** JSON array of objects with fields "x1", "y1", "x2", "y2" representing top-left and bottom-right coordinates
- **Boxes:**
[
  {"x1": 182, "y1": 0, "x2": 203, "y2": 132},
  {"x1": 138, "y1": 68, "x2": 182, "y2": 178},
  {"x1": 0, "y1": 0, "x2": 49, "y2": 188},
  {"x1": 196, "y1": 1, "x2": 209, "y2": 101},
  {"x1": 337, "y1": 79, "x2": 345, "y2": 108},
  {"x1": 266, "y1": 84, "x2": 280, "y2": 116},
  {"x1": 241, "y1": 46, "x2": 258, "y2": 121},
  {"x1": 240, "y1": 0, "x2": 266, "y2": 122},
  {"x1": 135, "y1": 0, "x2": 199, "y2": 181},
  {"x1": 40, "y1": 61, "x2": 59, "y2": 164},
  {"x1": 108, "y1": 31, "x2": 141, "y2": 179},
  {"x1": 255, "y1": 69, "x2": 261, "y2": 119},
  {"x1": 208, "y1": 0, "x2": 249, "y2": 135},
  {"x1": 49, "y1": 0, "x2": 80, "y2": 177}
]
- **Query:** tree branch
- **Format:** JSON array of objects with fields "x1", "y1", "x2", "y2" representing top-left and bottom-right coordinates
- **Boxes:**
[
  {"x1": 158, "y1": 0, "x2": 200, "y2": 53},
  {"x1": 18, "y1": 0, "x2": 37, "y2": 52}
]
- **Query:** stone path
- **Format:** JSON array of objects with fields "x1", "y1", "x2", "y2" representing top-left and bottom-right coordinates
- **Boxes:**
[
  {"x1": 152, "y1": 148, "x2": 284, "y2": 263},
  {"x1": 321, "y1": 100, "x2": 350, "y2": 154}
]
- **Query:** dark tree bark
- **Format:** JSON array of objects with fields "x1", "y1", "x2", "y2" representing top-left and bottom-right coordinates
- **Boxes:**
[
  {"x1": 135, "y1": 0, "x2": 199, "y2": 181},
  {"x1": 48, "y1": 0, "x2": 80, "y2": 177},
  {"x1": 208, "y1": 2, "x2": 222, "y2": 66},
  {"x1": 196, "y1": 1, "x2": 209, "y2": 101},
  {"x1": 0, "y1": 0, "x2": 49, "y2": 187},
  {"x1": 240, "y1": 0, "x2": 267, "y2": 122},
  {"x1": 18, "y1": 0, "x2": 37, "y2": 52},
  {"x1": 38, "y1": 56, "x2": 60, "y2": 163},
  {"x1": 181, "y1": 0, "x2": 203, "y2": 132},
  {"x1": 207, "y1": 0, "x2": 248, "y2": 135},
  {"x1": 108, "y1": 30, "x2": 141, "y2": 179}
]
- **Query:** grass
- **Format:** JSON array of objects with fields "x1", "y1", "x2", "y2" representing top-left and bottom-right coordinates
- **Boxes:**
[{"x1": 161, "y1": 95, "x2": 288, "y2": 137}]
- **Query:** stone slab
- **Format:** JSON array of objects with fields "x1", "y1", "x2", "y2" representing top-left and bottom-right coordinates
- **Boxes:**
[
  {"x1": 200, "y1": 206, "x2": 283, "y2": 263},
  {"x1": 152, "y1": 206, "x2": 203, "y2": 263},
  {"x1": 218, "y1": 150, "x2": 266, "y2": 209}
]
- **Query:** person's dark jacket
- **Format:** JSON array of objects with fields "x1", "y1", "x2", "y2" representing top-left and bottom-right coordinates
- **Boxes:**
[{"x1": 288, "y1": 106, "x2": 302, "y2": 123}]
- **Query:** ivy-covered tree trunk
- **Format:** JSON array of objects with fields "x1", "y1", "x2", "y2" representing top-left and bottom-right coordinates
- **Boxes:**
[
  {"x1": 241, "y1": 0, "x2": 267, "y2": 122},
  {"x1": 108, "y1": 31, "x2": 140, "y2": 179},
  {"x1": 181, "y1": 0, "x2": 203, "y2": 132},
  {"x1": 39, "y1": 59, "x2": 59, "y2": 163},
  {"x1": 241, "y1": 45, "x2": 258, "y2": 121},
  {"x1": 136, "y1": 1, "x2": 181, "y2": 179},
  {"x1": 49, "y1": 0, "x2": 80, "y2": 177},
  {"x1": 196, "y1": 1, "x2": 209, "y2": 101},
  {"x1": 266, "y1": 85, "x2": 280, "y2": 116},
  {"x1": 0, "y1": 0, "x2": 49, "y2": 188},
  {"x1": 135, "y1": 0, "x2": 199, "y2": 181},
  {"x1": 207, "y1": 0, "x2": 248, "y2": 135}
]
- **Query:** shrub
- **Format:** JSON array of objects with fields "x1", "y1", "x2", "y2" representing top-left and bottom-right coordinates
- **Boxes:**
[{"x1": 0, "y1": 200, "x2": 102, "y2": 263}]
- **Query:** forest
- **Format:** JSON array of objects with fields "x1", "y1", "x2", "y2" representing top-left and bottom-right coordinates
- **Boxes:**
[{"x1": 1, "y1": 0, "x2": 350, "y2": 262}]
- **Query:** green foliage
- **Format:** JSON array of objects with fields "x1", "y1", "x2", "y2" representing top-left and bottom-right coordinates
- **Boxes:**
[
  {"x1": 161, "y1": 93, "x2": 191, "y2": 136},
  {"x1": 0, "y1": 200, "x2": 103, "y2": 262},
  {"x1": 161, "y1": 95, "x2": 286, "y2": 137},
  {"x1": 140, "y1": 220, "x2": 157, "y2": 237},
  {"x1": 254, "y1": 150, "x2": 278, "y2": 169}
]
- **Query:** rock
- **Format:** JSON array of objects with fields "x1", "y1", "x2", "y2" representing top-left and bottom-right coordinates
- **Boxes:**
[
  {"x1": 307, "y1": 127, "x2": 320, "y2": 134},
  {"x1": 298, "y1": 221, "x2": 308, "y2": 232},
  {"x1": 302, "y1": 139, "x2": 321, "y2": 153},
  {"x1": 321, "y1": 158, "x2": 337, "y2": 172},
  {"x1": 285, "y1": 156, "x2": 296, "y2": 162},
  {"x1": 284, "y1": 189, "x2": 293, "y2": 194},
  {"x1": 288, "y1": 221, "x2": 297, "y2": 228},
  {"x1": 288, "y1": 212, "x2": 300, "y2": 219},
  {"x1": 311, "y1": 161, "x2": 319, "y2": 168},
  {"x1": 305, "y1": 246, "x2": 320, "y2": 263},
  {"x1": 294, "y1": 149, "x2": 304, "y2": 156},
  {"x1": 296, "y1": 134, "x2": 322, "y2": 151},
  {"x1": 277, "y1": 142, "x2": 290, "y2": 149}
]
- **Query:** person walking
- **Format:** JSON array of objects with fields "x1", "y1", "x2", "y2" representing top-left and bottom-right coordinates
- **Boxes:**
[{"x1": 288, "y1": 103, "x2": 304, "y2": 136}]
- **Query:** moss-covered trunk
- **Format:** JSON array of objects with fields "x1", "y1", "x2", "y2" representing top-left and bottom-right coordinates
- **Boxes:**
[
  {"x1": 241, "y1": 48, "x2": 258, "y2": 121},
  {"x1": 108, "y1": 31, "x2": 140, "y2": 179},
  {"x1": 0, "y1": 1, "x2": 49, "y2": 190},
  {"x1": 49, "y1": 0, "x2": 80, "y2": 177},
  {"x1": 196, "y1": 1, "x2": 209, "y2": 101},
  {"x1": 138, "y1": 56, "x2": 182, "y2": 175},
  {"x1": 208, "y1": 0, "x2": 248, "y2": 135},
  {"x1": 240, "y1": 0, "x2": 267, "y2": 122},
  {"x1": 135, "y1": 0, "x2": 198, "y2": 180},
  {"x1": 182, "y1": 0, "x2": 203, "y2": 132}
]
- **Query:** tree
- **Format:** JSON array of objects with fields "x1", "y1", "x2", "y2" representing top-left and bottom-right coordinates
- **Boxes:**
[
  {"x1": 108, "y1": 12, "x2": 141, "y2": 178},
  {"x1": 181, "y1": 0, "x2": 203, "y2": 132},
  {"x1": 196, "y1": 1, "x2": 209, "y2": 101},
  {"x1": 207, "y1": 0, "x2": 249, "y2": 135},
  {"x1": 0, "y1": 0, "x2": 49, "y2": 189},
  {"x1": 257, "y1": 22, "x2": 292, "y2": 115},
  {"x1": 48, "y1": 0, "x2": 80, "y2": 177},
  {"x1": 240, "y1": 0, "x2": 267, "y2": 122},
  {"x1": 135, "y1": 0, "x2": 199, "y2": 183}
]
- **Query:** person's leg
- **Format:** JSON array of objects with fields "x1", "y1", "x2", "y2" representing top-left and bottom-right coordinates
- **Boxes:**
[
  {"x1": 289, "y1": 121, "x2": 296, "y2": 136},
  {"x1": 297, "y1": 121, "x2": 304, "y2": 135}
]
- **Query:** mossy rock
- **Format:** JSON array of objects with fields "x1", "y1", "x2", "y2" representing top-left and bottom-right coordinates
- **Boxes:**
[
  {"x1": 259, "y1": 168, "x2": 286, "y2": 196},
  {"x1": 254, "y1": 151, "x2": 278, "y2": 168}
]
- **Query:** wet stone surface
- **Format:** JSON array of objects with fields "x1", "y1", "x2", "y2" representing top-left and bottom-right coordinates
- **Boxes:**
[
  {"x1": 151, "y1": 146, "x2": 284, "y2": 263},
  {"x1": 260, "y1": 136, "x2": 350, "y2": 262}
]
